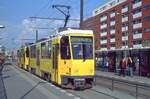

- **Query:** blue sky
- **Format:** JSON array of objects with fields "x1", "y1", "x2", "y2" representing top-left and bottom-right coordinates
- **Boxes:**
[{"x1": 0, "y1": 0, "x2": 108, "y2": 51}]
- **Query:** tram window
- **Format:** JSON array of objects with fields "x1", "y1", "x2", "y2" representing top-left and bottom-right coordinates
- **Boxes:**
[
  {"x1": 31, "y1": 45, "x2": 36, "y2": 58},
  {"x1": 71, "y1": 36, "x2": 93, "y2": 59},
  {"x1": 21, "y1": 49, "x2": 24, "y2": 57},
  {"x1": 47, "y1": 41, "x2": 52, "y2": 59},
  {"x1": 41, "y1": 42, "x2": 46, "y2": 58},
  {"x1": 60, "y1": 36, "x2": 71, "y2": 59},
  {"x1": 26, "y1": 47, "x2": 29, "y2": 57}
]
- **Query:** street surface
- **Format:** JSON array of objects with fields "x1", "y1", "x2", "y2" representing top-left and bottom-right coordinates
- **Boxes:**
[{"x1": 0, "y1": 61, "x2": 149, "y2": 99}]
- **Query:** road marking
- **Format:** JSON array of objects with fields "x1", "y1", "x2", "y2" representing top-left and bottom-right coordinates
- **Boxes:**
[
  {"x1": 60, "y1": 89, "x2": 66, "y2": 93},
  {"x1": 66, "y1": 93, "x2": 74, "y2": 97},
  {"x1": 50, "y1": 84, "x2": 54, "y2": 87},
  {"x1": 74, "y1": 97, "x2": 81, "y2": 99}
]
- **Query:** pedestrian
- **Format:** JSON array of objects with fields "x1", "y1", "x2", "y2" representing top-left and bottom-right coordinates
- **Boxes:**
[
  {"x1": 127, "y1": 56, "x2": 134, "y2": 77},
  {"x1": 119, "y1": 56, "x2": 126, "y2": 77}
]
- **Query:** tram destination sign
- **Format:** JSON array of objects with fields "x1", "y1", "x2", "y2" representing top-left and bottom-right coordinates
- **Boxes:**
[{"x1": 71, "y1": 36, "x2": 92, "y2": 43}]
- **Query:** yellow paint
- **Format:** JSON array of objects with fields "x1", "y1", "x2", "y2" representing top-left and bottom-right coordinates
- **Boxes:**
[{"x1": 19, "y1": 30, "x2": 95, "y2": 86}]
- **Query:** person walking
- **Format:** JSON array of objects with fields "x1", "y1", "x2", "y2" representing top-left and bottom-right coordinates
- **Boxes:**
[
  {"x1": 119, "y1": 56, "x2": 126, "y2": 77},
  {"x1": 127, "y1": 56, "x2": 134, "y2": 77}
]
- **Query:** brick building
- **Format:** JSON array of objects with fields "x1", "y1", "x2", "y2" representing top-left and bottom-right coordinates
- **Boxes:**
[
  {"x1": 83, "y1": 0, "x2": 150, "y2": 50},
  {"x1": 83, "y1": 0, "x2": 150, "y2": 76}
]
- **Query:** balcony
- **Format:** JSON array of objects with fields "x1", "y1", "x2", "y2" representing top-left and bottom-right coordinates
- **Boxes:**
[
  {"x1": 110, "y1": 29, "x2": 115, "y2": 35},
  {"x1": 110, "y1": 21, "x2": 115, "y2": 26},
  {"x1": 101, "y1": 32, "x2": 107, "y2": 36},
  {"x1": 122, "y1": 36, "x2": 128, "y2": 41},
  {"x1": 110, "y1": 13, "x2": 115, "y2": 18},
  {"x1": 101, "y1": 48, "x2": 107, "y2": 51},
  {"x1": 122, "y1": 17, "x2": 128, "y2": 22},
  {"x1": 100, "y1": 16, "x2": 107, "y2": 22},
  {"x1": 133, "y1": 33, "x2": 142, "y2": 39},
  {"x1": 110, "y1": 38, "x2": 115, "y2": 42},
  {"x1": 133, "y1": 2, "x2": 142, "y2": 9},
  {"x1": 133, "y1": 44, "x2": 142, "y2": 48},
  {"x1": 101, "y1": 24, "x2": 107, "y2": 29},
  {"x1": 122, "y1": 45, "x2": 128, "y2": 49},
  {"x1": 133, "y1": 12, "x2": 142, "y2": 19},
  {"x1": 122, "y1": 7, "x2": 128, "y2": 13},
  {"x1": 133, "y1": 23, "x2": 142, "y2": 29},
  {"x1": 122, "y1": 26, "x2": 128, "y2": 31},
  {"x1": 110, "y1": 47, "x2": 115, "y2": 50},
  {"x1": 101, "y1": 40, "x2": 107, "y2": 44}
]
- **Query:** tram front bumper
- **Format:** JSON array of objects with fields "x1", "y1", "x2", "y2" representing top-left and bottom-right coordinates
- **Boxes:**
[{"x1": 61, "y1": 75, "x2": 95, "y2": 89}]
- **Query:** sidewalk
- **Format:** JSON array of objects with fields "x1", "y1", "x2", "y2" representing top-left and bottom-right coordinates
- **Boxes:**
[
  {"x1": 0, "y1": 65, "x2": 7, "y2": 99},
  {"x1": 96, "y1": 70, "x2": 150, "y2": 86}
]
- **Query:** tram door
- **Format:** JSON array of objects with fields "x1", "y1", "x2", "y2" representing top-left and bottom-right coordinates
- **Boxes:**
[{"x1": 53, "y1": 44, "x2": 59, "y2": 82}]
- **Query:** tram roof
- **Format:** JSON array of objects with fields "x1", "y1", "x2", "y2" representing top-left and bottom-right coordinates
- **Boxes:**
[
  {"x1": 23, "y1": 28, "x2": 93, "y2": 47},
  {"x1": 54, "y1": 28, "x2": 93, "y2": 37}
]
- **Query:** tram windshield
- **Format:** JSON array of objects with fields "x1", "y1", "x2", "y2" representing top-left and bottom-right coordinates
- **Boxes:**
[{"x1": 71, "y1": 36, "x2": 93, "y2": 59}]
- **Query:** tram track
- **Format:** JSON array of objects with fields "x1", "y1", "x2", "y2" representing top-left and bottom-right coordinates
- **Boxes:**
[{"x1": 66, "y1": 87, "x2": 120, "y2": 99}]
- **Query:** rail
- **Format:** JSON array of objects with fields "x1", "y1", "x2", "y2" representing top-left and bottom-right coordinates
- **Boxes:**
[{"x1": 95, "y1": 75, "x2": 150, "y2": 99}]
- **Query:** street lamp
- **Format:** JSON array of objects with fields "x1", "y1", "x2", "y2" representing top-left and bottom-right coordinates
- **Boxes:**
[{"x1": 0, "y1": 25, "x2": 5, "y2": 29}]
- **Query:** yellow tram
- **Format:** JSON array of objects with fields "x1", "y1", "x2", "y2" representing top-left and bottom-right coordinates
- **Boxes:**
[{"x1": 18, "y1": 28, "x2": 95, "y2": 89}]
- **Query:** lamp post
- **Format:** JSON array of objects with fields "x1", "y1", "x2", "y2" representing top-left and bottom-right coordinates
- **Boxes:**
[{"x1": 0, "y1": 25, "x2": 5, "y2": 29}]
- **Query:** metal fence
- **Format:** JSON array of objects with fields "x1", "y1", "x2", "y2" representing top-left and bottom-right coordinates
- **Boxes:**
[{"x1": 96, "y1": 75, "x2": 150, "y2": 99}]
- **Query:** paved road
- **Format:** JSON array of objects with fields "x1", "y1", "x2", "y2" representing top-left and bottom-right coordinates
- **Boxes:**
[
  {"x1": 2, "y1": 63, "x2": 81, "y2": 99},
  {"x1": 1, "y1": 62, "x2": 147, "y2": 99}
]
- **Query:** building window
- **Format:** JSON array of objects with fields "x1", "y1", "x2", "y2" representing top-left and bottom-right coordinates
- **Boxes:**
[
  {"x1": 110, "y1": 18, "x2": 115, "y2": 21},
  {"x1": 122, "y1": 13, "x2": 128, "y2": 18},
  {"x1": 133, "y1": 40, "x2": 142, "y2": 45},
  {"x1": 86, "y1": 19, "x2": 93, "y2": 29},
  {"x1": 122, "y1": 41, "x2": 126, "y2": 46},
  {"x1": 101, "y1": 45, "x2": 107, "y2": 48},
  {"x1": 122, "y1": 4, "x2": 128, "y2": 9},
  {"x1": 144, "y1": 28, "x2": 150, "y2": 32},
  {"x1": 101, "y1": 28, "x2": 107, "y2": 33},
  {"x1": 144, "y1": 5, "x2": 150, "y2": 10},
  {"x1": 110, "y1": 1, "x2": 116, "y2": 6},
  {"x1": 122, "y1": 23, "x2": 128, "y2": 27},
  {"x1": 110, "y1": 34, "x2": 115, "y2": 38},
  {"x1": 144, "y1": 16, "x2": 150, "y2": 21},
  {"x1": 101, "y1": 37, "x2": 107, "y2": 40},
  {"x1": 110, "y1": 43, "x2": 115, "y2": 47},
  {"x1": 101, "y1": 21, "x2": 107, "y2": 25},
  {"x1": 122, "y1": 32, "x2": 128, "y2": 36},
  {"x1": 133, "y1": 29, "x2": 142, "y2": 34},
  {"x1": 143, "y1": 40, "x2": 150, "y2": 47},
  {"x1": 110, "y1": 26, "x2": 115, "y2": 30},
  {"x1": 133, "y1": 19, "x2": 141, "y2": 24},
  {"x1": 132, "y1": 8, "x2": 141, "y2": 14},
  {"x1": 132, "y1": 0, "x2": 141, "y2": 4}
]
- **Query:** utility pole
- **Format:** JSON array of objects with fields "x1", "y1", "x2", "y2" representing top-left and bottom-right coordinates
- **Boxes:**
[
  {"x1": 80, "y1": 0, "x2": 84, "y2": 29},
  {"x1": 36, "y1": 30, "x2": 38, "y2": 43}
]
